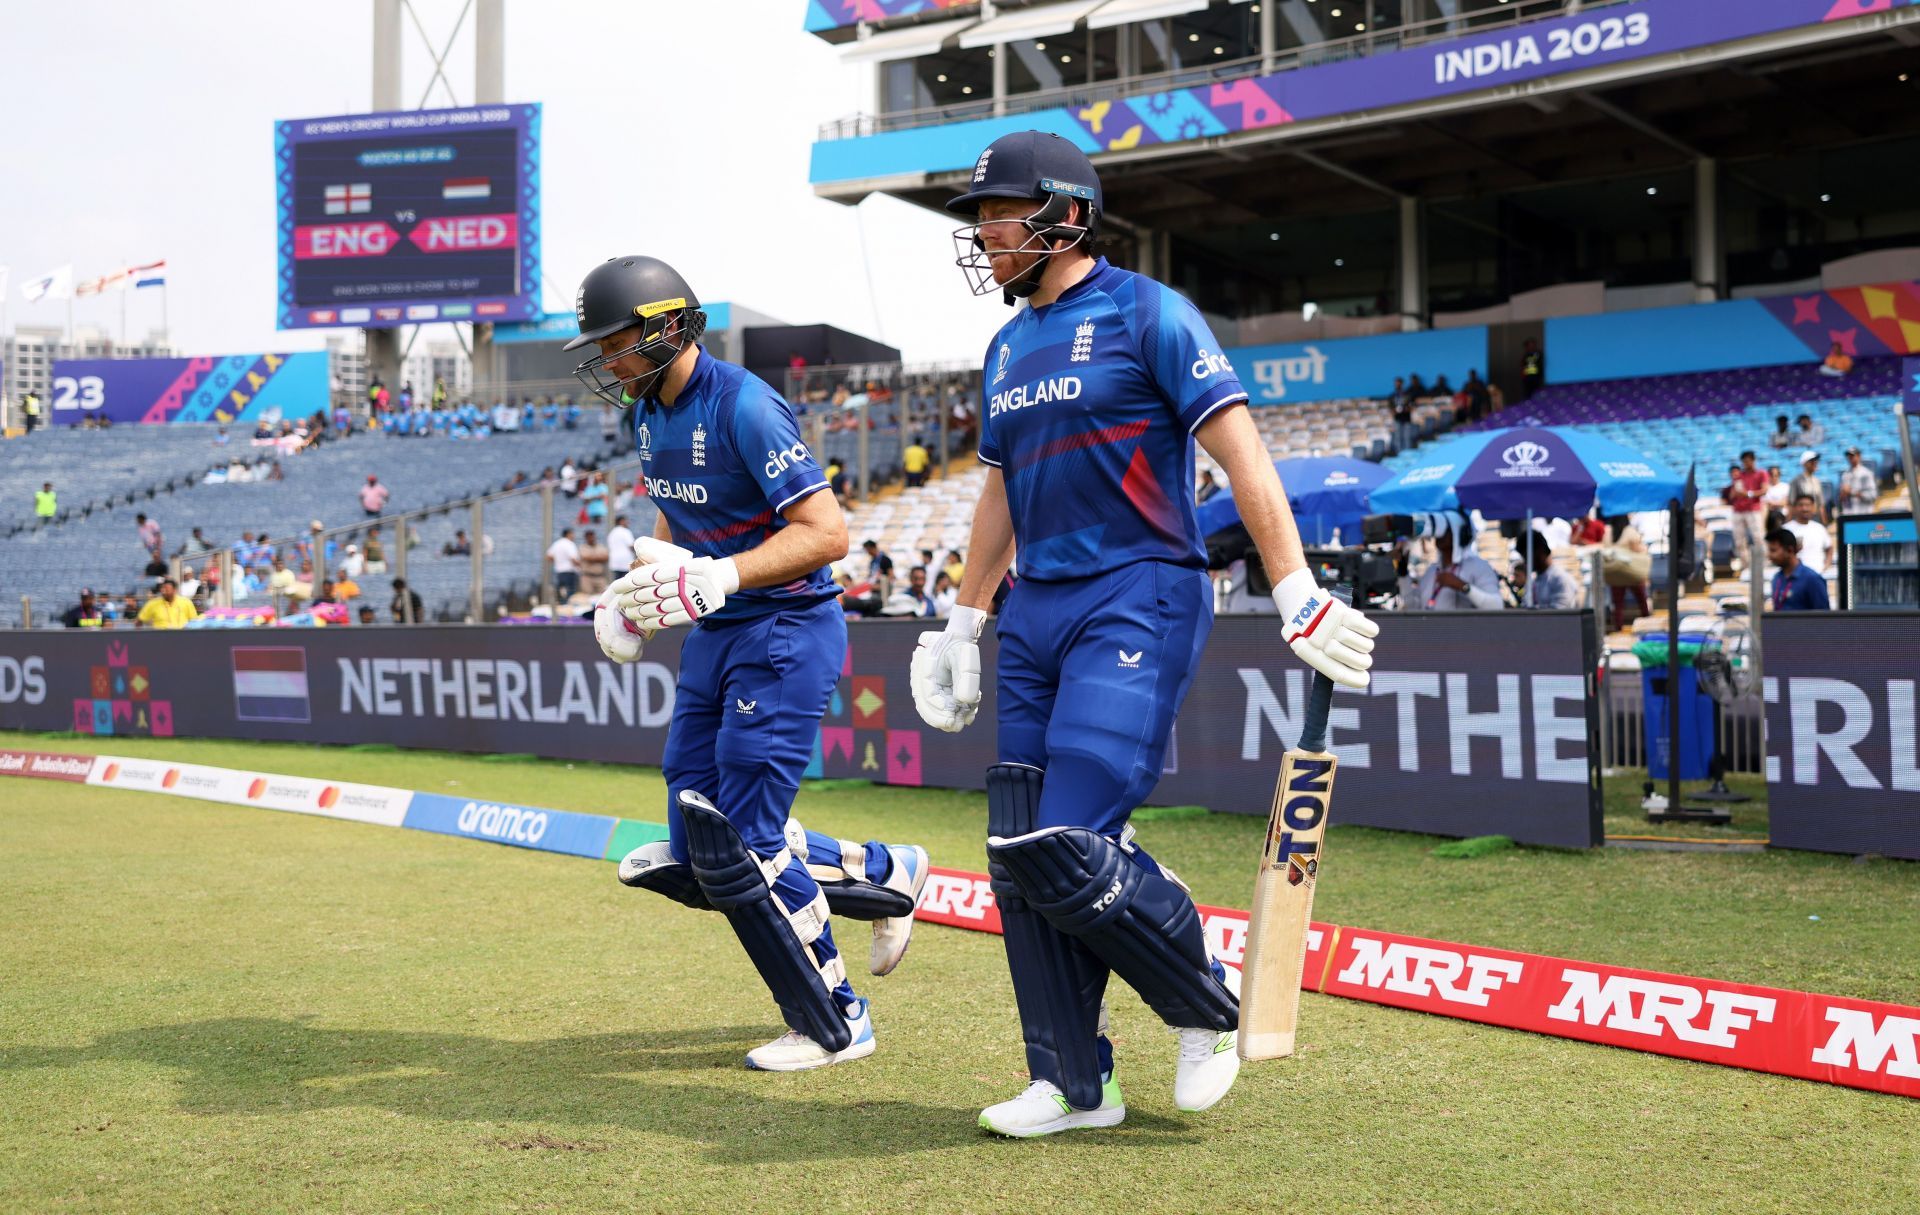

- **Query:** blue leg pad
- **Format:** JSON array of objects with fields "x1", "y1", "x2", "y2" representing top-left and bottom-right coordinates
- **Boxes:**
[
  {"x1": 682, "y1": 791, "x2": 853, "y2": 1052},
  {"x1": 987, "y1": 764, "x2": 1111, "y2": 1111},
  {"x1": 989, "y1": 824, "x2": 1238, "y2": 1033}
]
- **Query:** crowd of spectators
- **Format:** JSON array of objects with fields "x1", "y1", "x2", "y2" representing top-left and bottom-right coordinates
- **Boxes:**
[{"x1": 833, "y1": 538, "x2": 965, "y2": 620}]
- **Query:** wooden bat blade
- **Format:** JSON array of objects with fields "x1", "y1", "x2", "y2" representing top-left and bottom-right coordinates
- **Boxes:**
[{"x1": 1237, "y1": 746, "x2": 1337, "y2": 1062}]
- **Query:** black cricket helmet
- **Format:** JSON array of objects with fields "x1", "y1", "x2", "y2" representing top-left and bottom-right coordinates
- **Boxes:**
[
  {"x1": 947, "y1": 130, "x2": 1102, "y2": 302},
  {"x1": 565, "y1": 255, "x2": 708, "y2": 408}
]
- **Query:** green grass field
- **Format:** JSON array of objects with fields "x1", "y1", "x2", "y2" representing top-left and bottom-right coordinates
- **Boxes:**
[{"x1": 3, "y1": 732, "x2": 1917, "y2": 1214}]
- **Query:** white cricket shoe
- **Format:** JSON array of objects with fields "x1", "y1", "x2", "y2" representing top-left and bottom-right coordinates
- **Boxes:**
[
  {"x1": 870, "y1": 844, "x2": 930, "y2": 977},
  {"x1": 745, "y1": 999, "x2": 875, "y2": 1072},
  {"x1": 1173, "y1": 963, "x2": 1241, "y2": 1113},
  {"x1": 979, "y1": 1075, "x2": 1125, "y2": 1139}
]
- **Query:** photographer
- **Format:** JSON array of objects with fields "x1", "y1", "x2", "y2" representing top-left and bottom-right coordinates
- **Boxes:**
[{"x1": 1410, "y1": 511, "x2": 1502, "y2": 610}]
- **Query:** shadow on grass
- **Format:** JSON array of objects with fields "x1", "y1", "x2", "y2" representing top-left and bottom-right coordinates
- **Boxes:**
[{"x1": 1, "y1": 1017, "x2": 1199, "y2": 1157}]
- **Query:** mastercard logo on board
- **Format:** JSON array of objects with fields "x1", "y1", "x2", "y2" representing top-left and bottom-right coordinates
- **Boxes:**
[
  {"x1": 103, "y1": 763, "x2": 121, "y2": 782},
  {"x1": 247, "y1": 778, "x2": 268, "y2": 800},
  {"x1": 318, "y1": 786, "x2": 340, "y2": 809},
  {"x1": 162, "y1": 769, "x2": 181, "y2": 789}
]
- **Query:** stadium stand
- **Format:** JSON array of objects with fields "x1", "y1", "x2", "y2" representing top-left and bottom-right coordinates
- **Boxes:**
[
  {"x1": 2, "y1": 421, "x2": 638, "y2": 625},
  {"x1": 1, "y1": 424, "x2": 275, "y2": 535}
]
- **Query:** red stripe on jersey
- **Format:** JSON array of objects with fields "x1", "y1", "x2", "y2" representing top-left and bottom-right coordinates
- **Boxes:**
[
  {"x1": 1121, "y1": 446, "x2": 1183, "y2": 543},
  {"x1": 680, "y1": 508, "x2": 775, "y2": 544},
  {"x1": 1015, "y1": 418, "x2": 1152, "y2": 469}
]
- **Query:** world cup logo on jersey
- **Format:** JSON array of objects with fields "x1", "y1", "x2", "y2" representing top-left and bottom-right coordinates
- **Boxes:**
[
  {"x1": 637, "y1": 422, "x2": 652, "y2": 462},
  {"x1": 993, "y1": 343, "x2": 1011, "y2": 385}
]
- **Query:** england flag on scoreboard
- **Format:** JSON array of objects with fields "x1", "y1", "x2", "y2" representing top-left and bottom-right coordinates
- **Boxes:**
[
  {"x1": 442, "y1": 177, "x2": 490, "y2": 201},
  {"x1": 231, "y1": 646, "x2": 311, "y2": 723},
  {"x1": 324, "y1": 183, "x2": 372, "y2": 215}
]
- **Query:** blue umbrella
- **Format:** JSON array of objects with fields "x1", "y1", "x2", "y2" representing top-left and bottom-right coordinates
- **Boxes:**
[
  {"x1": 1197, "y1": 456, "x2": 1391, "y2": 543},
  {"x1": 1369, "y1": 426, "x2": 1686, "y2": 519}
]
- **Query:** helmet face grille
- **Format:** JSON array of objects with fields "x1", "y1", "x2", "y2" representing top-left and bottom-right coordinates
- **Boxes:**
[
  {"x1": 950, "y1": 194, "x2": 1093, "y2": 300},
  {"x1": 572, "y1": 308, "x2": 708, "y2": 410}
]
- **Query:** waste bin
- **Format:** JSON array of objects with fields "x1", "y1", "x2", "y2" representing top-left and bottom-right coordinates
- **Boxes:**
[{"x1": 1637, "y1": 632, "x2": 1714, "y2": 782}]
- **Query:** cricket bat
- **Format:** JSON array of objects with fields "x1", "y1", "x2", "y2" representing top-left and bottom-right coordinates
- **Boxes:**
[{"x1": 1237, "y1": 664, "x2": 1337, "y2": 1062}]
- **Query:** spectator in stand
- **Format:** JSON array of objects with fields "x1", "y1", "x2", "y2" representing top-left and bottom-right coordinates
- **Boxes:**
[
  {"x1": 1790, "y1": 451, "x2": 1828, "y2": 523},
  {"x1": 332, "y1": 403, "x2": 352, "y2": 435},
  {"x1": 1767, "y1": 414, "x2": 1792, "y2": 450},
  {"x1": 334, "y1": 568, "x2": 362, "y2": 602},
  {"x1": 363, "y1": 526, "x2": 388, "y2": 574},
  {"x1": 1570, "y1": 510, "x2": 1608, "y2": 547},
  {"x1": 215, "y1": 426, "x2": 230, "y2": 447},
  {"x1": 903, "y1": 435, "x2": 931, "y2": 488},
  {"x1": 560, "y1": 458, "x2": 579, "y2": 497},
  {"x1": 1388, "y1": 376, "x2": 1415, "y2": 452},
  {"x1": 22, "y1": 389, "x2": 42, "y2": 433},
  {"x1": 547, "y1": 527, "x2": 582, "y2": 601},
  {"x1": 358, "y1": 605, "x2": 378, "y2": 625},
  {"x1": 942, "y1": 549, "x2": 965, "y2": 586},
  {"x1": 606, "y1": 514, "x2": 636, "y2": 580},
  {"x1": 1520, "y1": 339, "x2": 1545, "y2": 399},
  {"x1": 1407, "y1": 372, "x2": 1428, "y2": 399},
  {"x1": 181, "y1": 526, "x2": 213, "y2": 558},
  {"x1": 1838, "y1": 446, "x2": 1879, "y2": 517},
  {"x1": 1768, "y1": 528, "x2": 1830, "y2": 610},
  {"x1": 578, "y1": 528, "x2": 610, "y2": 594},
  {"x1": 903, "y1": 565, "x2": 937, "y2": 617},
  {"x1": 1818, "y1": 341, "x2": 1854, "y2": 378},
  {"x1": 62, "y1": 589, "x2": 104, "y2": 628},
  {"x1": 1726, "y1": 451, "x2": 1772, "y2": 570},
  {"x1": 341, "y1": 543, "x2": 365, "y2": 579},
  {"x1": 390, "y1": 577, "x2": 424, "y2": 623},
  {"x1": 1514, "y1": 541, "x2": 1578, "y2": 609},
  {"x1": 136, "y1": 513, "x2": 165, "y2": 574},
  {"x1": 442, "y1": 530, "x2": 472, "y2": 557},
  {"x1": 1430, "y1": 373, "x2": 1453, "y2": 399},
  {"x1": 313, "y1": 580, "x2": 340, "y2": 606},
  {"x1": 35, "y1": 481, "x2": 56, "y2": 520},
  {"x1": 581, "y1": 471, "x2": 609, "y2": 524},
  {"x1": 1196, "y1": 469, "x2": 1221, "y2": 504},
  {"x1": 1784, "y1": 493, "x2": 1832, "y2": 574},
  {"x1": 1762, "y1": 464, "x2": 1791, "y2": 528},
  {"x1": 1603, "y1": 515, "x2": 1652, "y2": 624},
  {"x1": 931, "y1": 570, "x2": 958, "y2": 618},
  {"x1": 1795, "y1": 414, "x2": 1827, "y2": 447},
  {"x1": 1410, "y1": 512, "x2": 1502, "y2": 610},
  {"x1": 137, "y1": 578, "x2": 199, "y2": 629},
  {"x1": 861, "y1": 539, "x2": 894, "y2": 596}
]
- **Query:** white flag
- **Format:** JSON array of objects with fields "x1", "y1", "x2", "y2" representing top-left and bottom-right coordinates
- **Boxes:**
[{"x1": 22, "y1": 264, "x2": 73, "y2": 303}]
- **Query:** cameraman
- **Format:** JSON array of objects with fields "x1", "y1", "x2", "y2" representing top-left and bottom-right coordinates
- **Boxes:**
[{"x1": 1409, "y1": 511, "x2": 1503, "y2": 610}]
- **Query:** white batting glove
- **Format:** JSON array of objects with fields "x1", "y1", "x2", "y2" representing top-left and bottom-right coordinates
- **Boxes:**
[
  {"x1": 911, "y1": 605, "x2": 985, "y2": 733},
  {"x1": 617, "y1": 555, "x2": 740, "y2": 629},
  {"x1": 593, "y1": 587, "x2": 652, "y2": 664},
  {"x1": 1272, "y1": 567, "x2": 1378, "y2": 690}
]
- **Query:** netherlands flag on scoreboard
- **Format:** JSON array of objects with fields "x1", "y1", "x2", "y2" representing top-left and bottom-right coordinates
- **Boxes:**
[
  {"x1": 442, "y1": 177, "x2": 491, "y2": 201},
  {"x1": 231, "y1": 646, "x2": 311, "y2": 723}
]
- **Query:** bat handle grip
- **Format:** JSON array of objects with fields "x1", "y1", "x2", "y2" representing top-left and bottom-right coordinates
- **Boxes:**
[{"x1": 1295, "y1": 583, "x2": 1349, "y2": 754}]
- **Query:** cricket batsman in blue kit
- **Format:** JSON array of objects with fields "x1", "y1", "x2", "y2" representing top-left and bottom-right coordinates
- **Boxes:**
[
  {"x1": 566, "y1": 255, "x2": 931, "y2": 1072},
  {"x1": 913, "y1": 133, "x2": 1380, "y2": 1136}
]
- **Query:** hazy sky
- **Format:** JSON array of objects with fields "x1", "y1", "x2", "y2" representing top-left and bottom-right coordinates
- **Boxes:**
[{"x1": 1, "y1": 0, "x2": 991, "y2": 365}]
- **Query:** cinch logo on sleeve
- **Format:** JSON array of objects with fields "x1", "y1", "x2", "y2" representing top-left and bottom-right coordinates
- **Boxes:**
[
  {"x1": 764, "y1": 441, "x2": 812, "y2": 480},
  {"x1": 1337, "y1": 937, "x2": 1525, "y2": 1008},
  {"x1": 1191, "y1": 349, "x2": 1236, "y2": 380},
  {"x1": 1546, "y1": 970, "x2": 1777, "y2": 1048}
]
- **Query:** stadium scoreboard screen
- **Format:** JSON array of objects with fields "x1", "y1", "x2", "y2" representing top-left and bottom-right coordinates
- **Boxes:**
[{"x1": 275, "y1": 103, "x2": 540, "y2": 330}]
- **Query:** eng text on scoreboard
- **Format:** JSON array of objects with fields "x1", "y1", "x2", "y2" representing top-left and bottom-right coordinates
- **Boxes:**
[{"x1": 275, "y1": 103, "x2": 541, "y2": 330}]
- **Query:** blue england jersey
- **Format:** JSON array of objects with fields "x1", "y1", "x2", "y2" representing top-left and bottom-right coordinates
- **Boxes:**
[
  {"x1": 977, "y1": 257, "x2": 1247, "y2": 582},
  {"x1": 633, "y1": 350, "x2": 839, "y2": 623}
]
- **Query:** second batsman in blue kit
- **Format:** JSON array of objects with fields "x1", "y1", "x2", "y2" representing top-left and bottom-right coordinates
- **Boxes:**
[{"x1": 569, "y1": 254, "x2": 930, "y2": 1072}]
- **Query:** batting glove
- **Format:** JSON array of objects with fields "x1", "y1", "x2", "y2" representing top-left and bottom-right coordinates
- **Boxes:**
[
  {"x1": 616, "y1": 555, "x2": 740, "y2": 630},
  {"x1": 1272, "y1": 567, "x2": 1378, "y2": 690},
  {"x1": 593, "y1": 587, "x2": 652, "y2": 664},
  {"x1": 911, "y1": 605, "x2": 985, "y2": 733}
]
